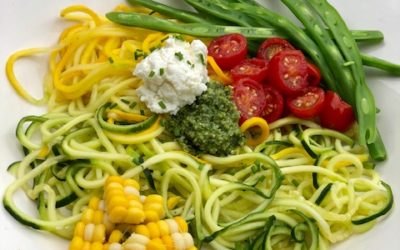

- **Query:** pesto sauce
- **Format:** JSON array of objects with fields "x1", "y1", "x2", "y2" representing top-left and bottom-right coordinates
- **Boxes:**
[{"x1": 164, "y1": 82, "x2": 244, "y2": 156}]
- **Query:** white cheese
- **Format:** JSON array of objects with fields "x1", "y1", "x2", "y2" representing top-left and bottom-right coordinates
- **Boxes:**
[{"x1": 134, "y1": 37, "x2": 209, "y2": 114}]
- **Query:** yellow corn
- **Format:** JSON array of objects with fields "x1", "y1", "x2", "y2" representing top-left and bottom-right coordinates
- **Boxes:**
[
  {"x1": 119, "y1": 232, "x2": 196, "y2": 250},
  {"x1": 143, "y1": 194, "x2": 165, "y2": 222},
  {"x1": 69, "y1": 197, "x2": 113, "y2": 250},
  {"x1": 134, "y1": 217, "x2": 188, "y2": 239},
  {"x1": 104, "y1": 176, "x2": 145, "y2": 224}
]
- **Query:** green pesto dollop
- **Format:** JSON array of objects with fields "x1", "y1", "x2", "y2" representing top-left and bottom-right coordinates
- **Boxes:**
[{"x1": 164, "y1": 81, "x2": 244, "y2": 156}]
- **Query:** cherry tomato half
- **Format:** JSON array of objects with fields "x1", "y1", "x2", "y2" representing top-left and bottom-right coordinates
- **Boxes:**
[
  {"x1": 233, "y1": 78, "x2": 266, "y2": 124},
  {"x1": 267, "y1": 50, "x2": 309, "y2": 96},
  {"x1": 257, "y1": 37, "x2": 295, "y2": 62},
  {"x1": 208, "y1": 33, "x2": 248, "y2": 70},
  {"x1": 231, "y1": 58, "x2": 269, "y2": 82},
  {"x1": 307, "y1": 63, "x2": 321, "y2": 86},
  {"x1": 319, "y1": 91, "x2": 355, "y2": 132},
  {"x1": 262, "y1": 86, "x2": 284, "y2": 123},
  {"x1": 287, "y1": 87, "x2": 325, "y2": 119}
]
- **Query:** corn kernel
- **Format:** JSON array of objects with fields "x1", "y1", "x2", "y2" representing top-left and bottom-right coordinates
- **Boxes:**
[
  {"x1": 123, "y1": 179, "x2": 140, "y2": 190},
  {"x1": 147, "y1": 222, "x2": 161, "y2": 239},
  {"x1": 171, "y1": 233, "x2": 185, "y2": 250},
  {"x1": 147, "y1": 238, "x2": 167, "y2": 250},
  {"x1": 105, "y1": 189, "x2": 125, "y2": 200},
  {"x1": 105, "y1": 176, "x2": 124, "y2": 186},
  {"x1": 88, "y1": 197, "x2": 101, "y2": 210},
  {"x1": 187, "y1": 247, "x2": 198, "y2": 250},
  {"x1": 126, "y1": 233, "x2": 150, "y2": 245},
  {"x1": 165, "y1": 219, "x2": 179, "y2": 234},
  {"x1": 93, "y1": 210, "x2": 104, "y2": 224},
  {"x1": 84, "y1": 223, "x2": 95, "y2": 241},
  {"x1": 82, "y1": 242, "x2": 91, "y2": 250},
  {"x1": 74, "y1": 222, "x2": 85, "y2": 238},
  {"x1": 69, "y1": 236, "x2": 84, "y2": 250},
  {"x1": 124, "y1": 243, "x2": 145, "y2": 250},
  {"x1": 125, "y1": 207, "x2": 145, "y2": 224},
  {"x1": 144, "y1": 210, "x2": 160, "y2": 222},
  {"x1": 161, "y1": 235, "x2": 174, "y2": 250},
  {"x1": 109, "y1": 206, "x2": 128, "y2": 223},
  {"x1": 82, "y1": 208, "x2": 95, "y2": 223},
  {"x1": 174, "y1": 217, "x2": 188, "y2": 233},
  {"x1": 108, "y1": 243, "x2": 123, "y2": 250},
  {"x1": 182, "y1": 232, "x2": 195, "y2": 248},
  {"x1": 107, "y1": 196, "x2": 129, "y2": 211},
  {"x1": 128, "y1": 199, "x2": 143, "y2": 209},
  {"x1": 135, "y1": 225, "x2": 150, "y2": 238},
  {"x1": 144, "y1": 195, "x2": 163, "y2": 203},
  {"x1": 90, "y1": 242, "x2": 104, "y2": 250},
  {"x1": 108, "y1": 230, "x2": 123, "y2": 243},
  {"x1": 157, "y1": 220, "x2": 170, "y2": 237},
  {"x1": 92, "y1": 224, "x2": 106, "y2": 242}
]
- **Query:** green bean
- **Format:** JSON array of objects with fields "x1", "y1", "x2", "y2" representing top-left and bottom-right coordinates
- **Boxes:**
[
  {"x1": 351, "y1": 30, "x2": 384, "y2": 43},
  {"x1": 127, "y1": 0, "x2": 228, "y2": 25},
  {"x1": 106, "y1": 12, "x2": 286, "y2": 39},
  {"x1": 362, "y1": 54, "x2": 400, "y2": 75},
  {"x1": 183, "y1": 0, "x2": 261, "y2": 27},
  {"x1": 281, "y1": 0, "x2": 354, "y2": 103},
  {"x1": 305, "y1": 0, "x2": 383, "y2": 158}
]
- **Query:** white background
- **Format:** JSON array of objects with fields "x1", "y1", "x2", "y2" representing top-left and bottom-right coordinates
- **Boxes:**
[{"x1": 0, "y1": 1, "x2": 399, "y2": 249}]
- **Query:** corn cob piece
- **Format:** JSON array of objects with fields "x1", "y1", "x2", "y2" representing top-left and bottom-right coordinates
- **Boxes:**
[
  {"x1": 104, "y1": 176, "x2": 145, "y2": 224},
  {"x1": 69, "y1": 197, "x2": 108, "y2": 250}
]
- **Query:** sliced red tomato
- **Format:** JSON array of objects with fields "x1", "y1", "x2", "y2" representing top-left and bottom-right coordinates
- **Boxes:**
[
  {"x1": 231, "y1": 58, "x2": 269, "y2": 82},
  {"x1": 262, "y1": 86, "x2": 284, "y2": 123},
  {"x1": 267, "y1": 50, "x2": 309, "y2": 96},
  {"x1": 207, "y1": 33, "x2": 248, "y2": 70},
  {"x1": 287, "y1": 87, "x2": 325, "y2": 119},
  {"x1": 233, "y1": 78, "x2": 266, "y2": 124},
  {"x1": 257, "y1": 37, "x2": 295, "y2": 62},
  {"x1": 307, "y1": 63, "x2": 321, "y2": 86},
  {"x1": 319, "y1": 91, "x2": 355, "y2": 132}
]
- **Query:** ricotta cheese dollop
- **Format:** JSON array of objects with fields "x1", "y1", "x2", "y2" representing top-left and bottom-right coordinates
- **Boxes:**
[{"x1": 134, "y1": 37, "x2": 209, "y2": 114}]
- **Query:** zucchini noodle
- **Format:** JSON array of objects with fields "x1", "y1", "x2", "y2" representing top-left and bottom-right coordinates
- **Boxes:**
[{"x1": 3, "y1": 4, "x2": 393, "y2": 250}]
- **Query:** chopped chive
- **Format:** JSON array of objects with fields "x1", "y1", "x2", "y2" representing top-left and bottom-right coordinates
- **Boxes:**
[
  {"x1": 175, "y1": 51, "x2": 184, "y2": 61},
  {"x1": 129, "y1": 101, "x2": 137, "y2": 109},
  {"x1": 140, "y1": 109, "x2": 145, "y2": 115},
  {"x1": 134, "y1": 49, "x2": 147, "y2": 60},
  {"x1": 161, "y1": 36, "x2": 170, "y2": 43},
  {"x1": 108, "y1": 57, "x2": 114, "y2": 64},
  {"x1": 159, "y1": 68, "x2": 165, "y2": 76},
  {"x1": 158, "y1": 101, "x2": 166, "y2": 109},
  {"x1": 150, "y1": 46, "x2": 159, "y2": 52},
  {"x1": 109, "y1": 103, "x2": 117, "y2": 109},
  {"x1": 198, "y1": 53, "x2": 205, "y2": 65},
  {"x1": 174, "y1": 34, "x2": 185, "y2": 41},
  {"x1": 149, "y1": 70, "x2": 155, "y2": 77},
  {"x1": 186, "y1": 60, "x2": 194, "y2": 68},
  {"x1": 121, "y1": 99, "x2": 130, "y2": 105}
]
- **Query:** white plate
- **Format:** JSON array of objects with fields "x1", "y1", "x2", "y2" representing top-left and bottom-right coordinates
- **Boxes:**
[{"x1": 0, "y1": 1, "x2": 399, "y2": 249}]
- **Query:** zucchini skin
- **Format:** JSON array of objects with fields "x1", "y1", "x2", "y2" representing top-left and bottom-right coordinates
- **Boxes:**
[
  {"x1": 96, "y1": 102, "x2": 159, "y2": 134},
  {"x1": 352, "y1": 181, "x2": 394, "y2": 225}
]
